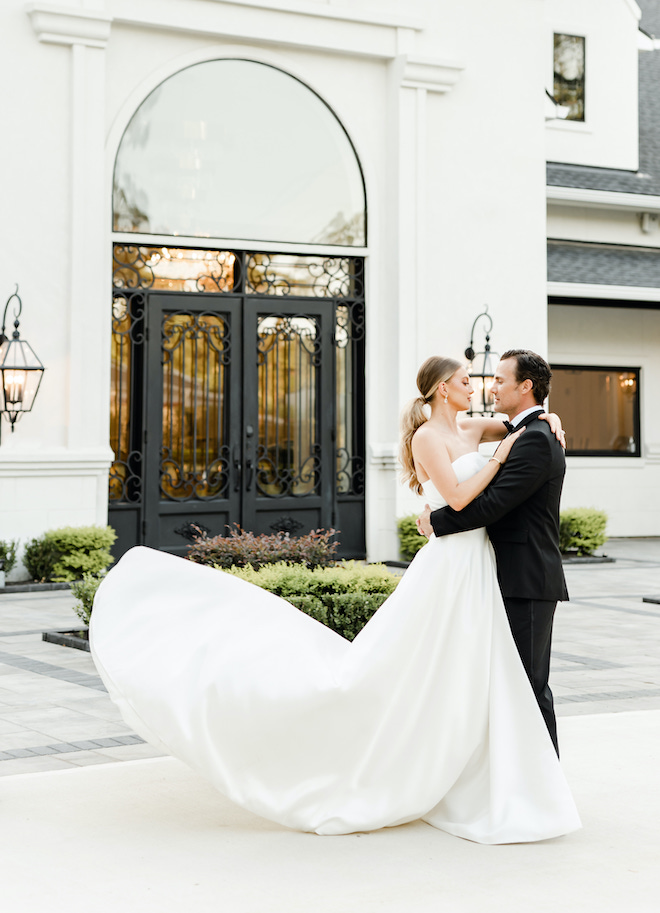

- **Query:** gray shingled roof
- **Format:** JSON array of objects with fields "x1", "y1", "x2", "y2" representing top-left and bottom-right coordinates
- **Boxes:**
[
  {"x1": 547, "y1": 0, "x2": 660, "y2": 195},
  {"x1": 640, "y1": 0, "x2": 660, "y2": 38},
  {"x1": 547, "y1": 240, "x2": 660, "y2": 287}
]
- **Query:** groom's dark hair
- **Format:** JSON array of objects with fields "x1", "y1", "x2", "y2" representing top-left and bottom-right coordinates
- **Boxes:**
[{"x1": 501, "y1": 349, "x2": 552, "y2": 403}]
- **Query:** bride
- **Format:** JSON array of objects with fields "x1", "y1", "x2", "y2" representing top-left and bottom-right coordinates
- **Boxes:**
[{"x1": 90, "y1": 356, "x2": 581, "y2": 843}]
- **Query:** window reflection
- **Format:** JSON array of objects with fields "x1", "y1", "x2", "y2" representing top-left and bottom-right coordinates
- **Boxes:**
[
  {"x1": 257, "y1": 315, "x2": 320, "y2": 497},
  {"x1": 113, "y1": 59, "x2": 366, "y2": 246},
  {"x1": 160, "y1": 313, "x2": 230, "y2": 500},
  {"x1": 550, "y1": 366, "x2": 640, "y2": 456},
  {"x1": 554, "y1": 34, "x2": 585, "y2": 121}
]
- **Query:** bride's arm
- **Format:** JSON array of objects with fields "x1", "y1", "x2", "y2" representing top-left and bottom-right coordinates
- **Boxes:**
[
  {"x1": 463, "y1": 414, "x2": 566, "y2": 447},
  {"x1": 412, "y1": 426, "x2": 524, "y2": 511}
]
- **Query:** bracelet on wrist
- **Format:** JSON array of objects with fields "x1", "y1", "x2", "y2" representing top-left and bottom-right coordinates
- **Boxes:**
[{"x1": 489, "y1": 456, "x2": 503, "y2": 466}]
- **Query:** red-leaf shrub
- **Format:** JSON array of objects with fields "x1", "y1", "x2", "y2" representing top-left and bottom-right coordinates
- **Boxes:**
[{"x1": 186, "y1": 525, "x2": 339, "y2": 570}]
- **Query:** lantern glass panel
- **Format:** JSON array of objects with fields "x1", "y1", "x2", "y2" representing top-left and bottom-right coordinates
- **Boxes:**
[{"x1": 0, "y1": 339, "x2": 44, "y2": 414}]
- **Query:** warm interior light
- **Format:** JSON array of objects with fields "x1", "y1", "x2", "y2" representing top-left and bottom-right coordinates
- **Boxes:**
[
  {"x1": 619, "y1": 373, "x2": 636, "y2": 393},
  {"x1": 3, "y1": 369, "x2": 26, "y2": 404}
]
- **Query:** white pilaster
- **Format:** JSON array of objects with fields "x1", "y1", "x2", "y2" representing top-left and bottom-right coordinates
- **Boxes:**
[
  {"x1": 28, "y1": 4, "x2": 114, "y2": 521},
  {"x1": 367, "y1": 50, "x2": 464, "y2": 560}
]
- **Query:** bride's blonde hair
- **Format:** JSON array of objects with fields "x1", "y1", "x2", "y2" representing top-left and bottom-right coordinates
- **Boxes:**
[{"x1": 399, "y1": 355, "x2": 462, "y2": 495}]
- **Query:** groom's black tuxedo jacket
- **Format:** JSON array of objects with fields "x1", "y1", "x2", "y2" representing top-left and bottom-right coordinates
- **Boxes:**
[{"x1": 430, "y1": 411, "x2": 569, "y2": 602}]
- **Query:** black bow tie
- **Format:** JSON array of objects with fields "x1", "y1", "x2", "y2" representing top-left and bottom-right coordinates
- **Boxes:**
[{"x1": 503, "y1": 420, "x2": 515, "y2": 433}]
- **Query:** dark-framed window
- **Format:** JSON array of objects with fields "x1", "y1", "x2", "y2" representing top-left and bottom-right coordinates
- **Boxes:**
[
  {"x1": 550, "y1": 366, "x2": 640, "y2": 457},
  {"x1": 553, "y1": 33, "x2": 585, "y2": 121}
]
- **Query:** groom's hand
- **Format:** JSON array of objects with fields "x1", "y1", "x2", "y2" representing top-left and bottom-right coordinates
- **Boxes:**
[{"x1": 416, "y1": 504, "x2": 433, "y2": 539}]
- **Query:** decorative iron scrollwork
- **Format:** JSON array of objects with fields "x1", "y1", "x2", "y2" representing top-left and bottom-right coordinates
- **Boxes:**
[
  {"x1": 269, "y1": 516, "x2": 305, "y2": 534},
  {"x1": 246, "y1": 253, "x2": 362, "y2": 298},
  {"x1": 113, "y1": 245, "x2": 236, "y2": 293},
  {"x1": 160, "y1": 452, "x2": 230, "y2": 502},
  {"x1": 108, "y1": 451, "x2": 143, "y2": 503},
  {"x1": 336, "y1": 449, "x2": 365, "y2": 496},
  {"x1": 257, "y1": 448, "x2": 322, "y2": 498},
  {"x1": 257, "y1": 314, "x2": 321, "y2": 364},
  {"x1": 112, "y1": 246, "x2": 155, "y2": 289},
  {"x1": 162, "y1": 311, "x2": 231, "y2": 365},
  {"x1": 335, "y1": 301, "x2": 365, "y2": 346},
  {"x1": 110, "y1": 291, "x2": 146, "y2": 504},
  {"x1": 173, "y1": 521, "x2": 211, "y2": 541}
]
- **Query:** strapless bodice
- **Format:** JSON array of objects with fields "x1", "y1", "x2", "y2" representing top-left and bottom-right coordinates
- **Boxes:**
[{"x1": 421, "y1": 451, "x2": 488, "y2": 509}]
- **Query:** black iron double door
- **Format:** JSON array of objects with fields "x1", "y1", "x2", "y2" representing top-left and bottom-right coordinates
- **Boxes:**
[{"x1": 141, "y1": 293, "x2": 335, "y2": 556}]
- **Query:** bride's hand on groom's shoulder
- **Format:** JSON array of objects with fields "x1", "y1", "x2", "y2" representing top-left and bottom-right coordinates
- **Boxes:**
[
  {"x1": 539, "y1": 412, "x2": 567, "y2": 449},
  {"x1": 416, "y1": 504, "x2": 433, "y2": 539}
]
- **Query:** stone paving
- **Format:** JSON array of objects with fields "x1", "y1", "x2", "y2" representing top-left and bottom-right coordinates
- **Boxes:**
[{"x1": 0, "y1": 537, "x2": 658, "y2": 776}]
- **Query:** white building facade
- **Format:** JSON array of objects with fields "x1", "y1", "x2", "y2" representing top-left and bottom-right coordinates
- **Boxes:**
[{"x1": 0, "y1": 0, "x2": 656, "y2": 572}]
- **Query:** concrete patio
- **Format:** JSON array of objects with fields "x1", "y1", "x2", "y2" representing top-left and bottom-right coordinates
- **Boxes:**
[{"x1": 1, "y1": 538, "x2": 659, "y2": 911}]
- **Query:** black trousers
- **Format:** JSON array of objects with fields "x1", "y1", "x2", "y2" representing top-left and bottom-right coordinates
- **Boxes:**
[{"x1": 503, "y1": 597, "x2": 559, "y2": 756}]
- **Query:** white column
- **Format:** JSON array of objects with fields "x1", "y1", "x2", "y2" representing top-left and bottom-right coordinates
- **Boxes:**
[
  {"x1": 28, "y1": 4, "x2": 114, "y2": 515},
  {"x1": 67, "y1": 39, "x2": 110, "y2": 451},
  {"x1": 29, "y1": 5, "x2": 113, "y2": 457},
  {"x1": 367, "y1": 48, "x2": 464, "y2": 561}
]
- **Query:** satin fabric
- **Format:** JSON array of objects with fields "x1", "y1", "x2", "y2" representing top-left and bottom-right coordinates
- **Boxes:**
[{"x1": 90, "y1": 452, "x2": 581, "y2": 842}]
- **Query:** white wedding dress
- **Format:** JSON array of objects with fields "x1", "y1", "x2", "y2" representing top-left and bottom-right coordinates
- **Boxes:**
[{"x1": 90, "y1": 452, "x2": 581, "y2": 843}]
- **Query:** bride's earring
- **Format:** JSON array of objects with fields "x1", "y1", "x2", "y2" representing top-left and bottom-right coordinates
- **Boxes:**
[{"x1": 444, "y1": 393, "x2": 448, "y2": 404}]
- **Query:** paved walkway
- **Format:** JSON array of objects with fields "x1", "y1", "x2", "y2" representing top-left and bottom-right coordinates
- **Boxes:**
[
  {"x1": 0, "y1": 539, "x2": 659, "y2": 911},
  {"x1": 1, "y1": 537, "x2": 659, "y2": 775}
]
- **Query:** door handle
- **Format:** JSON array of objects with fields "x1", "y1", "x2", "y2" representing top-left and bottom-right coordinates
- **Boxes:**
[
  {"x1": 245, "y1": 449, "x2": 254, "y2": 492},
  {"x1": 233, "y1": 445, "x2": 242, "y2": 492}
]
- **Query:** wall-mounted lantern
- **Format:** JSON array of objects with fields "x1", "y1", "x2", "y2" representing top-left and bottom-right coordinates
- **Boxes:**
[
  {"x1": 0, "y1": 285, "x2": 45, "y2": 433},
  {"x1": 464, "y1": 306, "x2": 498, "y2": 416}
]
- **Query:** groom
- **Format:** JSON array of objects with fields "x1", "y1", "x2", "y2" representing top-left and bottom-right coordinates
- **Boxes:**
[{"x1": 417, "y1": 349, "x2": 568, "y2": 754}]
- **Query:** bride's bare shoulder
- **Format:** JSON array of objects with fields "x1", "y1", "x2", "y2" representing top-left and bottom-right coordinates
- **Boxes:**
[
  {"x1": 412, "y1": 422, "x2": 447, "y2": 446},
  {"x1": 457, "y1": 415, "x2": 490, "y2": 440},
  {"x1": 412, "y1": 423, "x2": 451, "y2": 463}
]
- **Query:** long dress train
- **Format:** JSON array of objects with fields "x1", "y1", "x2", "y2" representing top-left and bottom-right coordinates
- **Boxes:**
[{"x1": 90, "y1": 452, "x2": 581, "y2": 842}]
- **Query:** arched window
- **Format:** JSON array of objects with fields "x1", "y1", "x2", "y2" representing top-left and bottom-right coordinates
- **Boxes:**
[{"x1": 113, "y1": 59, "x2": 366, "y2": 246}]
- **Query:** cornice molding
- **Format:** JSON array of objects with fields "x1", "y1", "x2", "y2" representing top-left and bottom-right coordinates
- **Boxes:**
[
  {"x1": 107, "y1": 0, "x2": 417, "y2": 60},
  {"x1": 547, "y1": 185, "x2": 660, "y2": 213},
  {"x1": 201, "y1": 0, "x2": 424, "y2": 31},
  {"x1": 645, "y1": 443, "x2": 660, "y2": 464},
  {"x1": 0, "y1": 449, "x2": 114, "y2": 475},
  {"x1": 547, "y1": 280, "x2": 660, "y2": 302},
  {"x1": 25, "y1": 1, "x2": 464, "y2": 89},
  {"x1": 399, "y1": 56, "x2": 464, "y2": 94},
  {"x1": 369, "y1": 443, "x2": 399, "y2": 471},
  {"x1": 27, "y1": 3, "x2": 112, "y2": 48}
]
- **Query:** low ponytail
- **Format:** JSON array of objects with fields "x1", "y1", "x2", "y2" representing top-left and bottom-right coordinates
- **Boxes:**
[
  {"x1": 399, "y1": 397, "x2": 430, "y2": 495},
  {"x1": 399, "y1": 355, "x2": 462, "y2": 495}
]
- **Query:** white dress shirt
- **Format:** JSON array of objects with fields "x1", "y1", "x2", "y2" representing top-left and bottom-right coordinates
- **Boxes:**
[{"x1": 510, "y1": 405, "x2": 544, "y2": 429}]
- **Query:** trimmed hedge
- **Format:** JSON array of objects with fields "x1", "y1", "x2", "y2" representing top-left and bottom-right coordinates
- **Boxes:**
[
  {"x1": 23, "y1": 537, "x2": 62, "y2": 582},
  {"x1": 70, "y1": 572, "x2": 106, "y2": 626},
  {"x1": 23, "y1": 526, "x2": 116, "y2": 582},
  {"x1": 559, "y1": 508, "x2": 608, "y2": 556},
  {"x1": 397, "y1": 514, "x2": 427, "y2": 561},
  {"x1": 187, "y1": 525, "x2": 339, "y2": 570},
  {"x1": 225, "y1": 561, "x2": 399, "y2": 640},
  {"x1": 0, "y1": 539, "x2": 18, "y2": 576}
]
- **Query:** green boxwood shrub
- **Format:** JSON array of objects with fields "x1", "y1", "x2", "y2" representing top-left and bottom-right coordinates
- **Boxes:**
[
  {"x1": 0, "y1": 539, "x2": 19, "y2": 576},
  {"x1": 187, "y1": 525, "x2": 338, "y2": 570},
  {"x1": 70, "y1": 571, "x2": 106, "y2": 626},
  {"x1": 225, "y1": 561, "x2": 399, "y2": 640},
  {"x1": 397, "y1": 514, "x2": 427, "y2": 561},
  {"x1": 23, "y1": 537, "x2": 61, "y2": 582},
  {"x1": 559, "y1": 508, "x2": 608, "y2": 556},
  {"x1": 23, "y1": 525, "x2": 116, "y2": 582}
]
